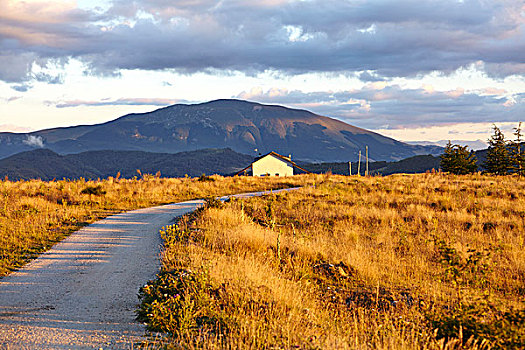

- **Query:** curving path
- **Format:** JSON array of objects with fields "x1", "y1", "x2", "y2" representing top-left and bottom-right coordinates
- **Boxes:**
[{"x1": 0, "y1": 188, "x2": 297, "y2": 349}]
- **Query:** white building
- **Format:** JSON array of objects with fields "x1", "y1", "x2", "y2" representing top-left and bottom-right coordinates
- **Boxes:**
[{"x1": 236, "y1": 151, "x2": 310, "y2": 177}]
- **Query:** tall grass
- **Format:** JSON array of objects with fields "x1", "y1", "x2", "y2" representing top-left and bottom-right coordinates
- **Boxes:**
[
  {"x1": 0, "y1": 174, "x2": 309, "y2": 276},
  {"x1": 139, "y1": 173, "x2": 525, "y2": 349}
]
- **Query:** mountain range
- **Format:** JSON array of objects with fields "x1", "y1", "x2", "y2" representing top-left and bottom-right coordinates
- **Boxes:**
[
  {"x1": 0, "y1": 148, "x2": 438, "y2": 181},
  {"x1": 0, "y1": 148, "x2": 253, "y2": 181},
  {"x1": 0, "y1": 146, "x2": 490, "y2": 181},
  {"x1": 408, "y1": 139, "x2": 488, "y2": 151},
  {"x1": 0, "y1": 99, "x2": 441, "y2": 162}
]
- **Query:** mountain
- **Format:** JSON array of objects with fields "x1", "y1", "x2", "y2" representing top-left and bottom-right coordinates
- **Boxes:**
[
  {"x1": 302, "y1": 147, "x2": 495, "y2": 175},
  {"x1": 408, "y1": 139, "x2": 488, "y2": 151},
  {"x1": 300, "y1": 155, "x2": 441, "y2": 176},
  {"x1": 1, "y1": 146, "x2": 489, "y2": 181},
  {"x1": 0, "y1": 148, "x2": 442, "y2": 181},
  {"x1": 0, "y1": 148, "x2": 253, "y2": 181},
  {"x1": 0, "y1": 99, "x2": 441, "y2": 162}
]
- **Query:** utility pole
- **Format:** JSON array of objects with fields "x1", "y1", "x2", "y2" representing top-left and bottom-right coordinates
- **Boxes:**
[
  {"x1": 348, "y1": 161, "x2": 352, "y2": 176},
  {"x1": 365, "y1": 146, "x2": 369, "y2": 176},
  {"x1": 357, "y1": 151, "x2": 361, "y2": 176}
]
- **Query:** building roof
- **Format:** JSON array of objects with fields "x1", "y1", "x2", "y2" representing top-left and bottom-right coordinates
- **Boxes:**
[
  {"x1": 235, "y1": 151, "x2": 311, "y2": 175},
  {"x1": 254, "y1": 151, "x2": 292, "y2": 163}
]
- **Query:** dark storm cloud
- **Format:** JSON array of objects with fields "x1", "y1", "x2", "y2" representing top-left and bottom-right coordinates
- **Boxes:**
[
  {"x1": 1, "y1": 0, "x2": 524, "y2": 83},
  {"x1": 237, "y1": 85, "x2": 524, "y2": 129}
]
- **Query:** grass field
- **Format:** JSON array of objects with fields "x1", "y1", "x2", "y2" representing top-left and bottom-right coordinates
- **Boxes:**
[
  {"x1": 0, "y1": 174, "x2": 308, "y2": 276},
  {"x1": 138, "y1": 173, "x2": 525, "y2": 349}
]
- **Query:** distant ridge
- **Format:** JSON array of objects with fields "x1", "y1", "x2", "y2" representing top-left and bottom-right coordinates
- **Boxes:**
[
  {"x1": 2, "y1": 146, "x2": 479, "y2": 181},
  {"x1": 0, "y1": 99, "x2": 441, "y2": 162},
  {"x1": 302, "y1": 148, "x2": 490, "y2": 175},
  {"x1": 408, "y1": 139, "x2": 487, "y2": 151},
  {"x1": 0, "y1": 148, "x2": 253, "y2": 181}
]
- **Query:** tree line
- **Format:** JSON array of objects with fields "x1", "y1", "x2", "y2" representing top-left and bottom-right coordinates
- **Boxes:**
[{"x1": 440, "y1": 123, "x2": 524, "y2": 175}]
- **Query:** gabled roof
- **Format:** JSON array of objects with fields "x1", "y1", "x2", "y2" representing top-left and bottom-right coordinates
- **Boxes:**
[
  {"x1": 235, "y1": 151, "x2": 311, "y2": 175},
  {"x1": 254, "y1": 151, "x2": 292, "y2": 164}
]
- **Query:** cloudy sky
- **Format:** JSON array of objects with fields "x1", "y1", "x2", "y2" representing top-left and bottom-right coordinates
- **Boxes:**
[{"x1": 1, "y1": 0, "x2": 524, "y2": 144}]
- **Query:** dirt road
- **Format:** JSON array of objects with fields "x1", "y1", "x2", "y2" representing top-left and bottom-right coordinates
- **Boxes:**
[{"x1": 0, "y1": 189, "x2": 296, "y2": 349}]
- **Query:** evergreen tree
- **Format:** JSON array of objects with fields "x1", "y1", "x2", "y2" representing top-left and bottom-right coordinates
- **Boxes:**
[
  {"x1": 484, "y1": 125, "x2": 510, "y2": 175},
  {"x1": 440, "y1": 141, "x2": 478, "y2": 175},
  {"x1": 509, "y1": 122, "x2": 525, "y2": 176}
]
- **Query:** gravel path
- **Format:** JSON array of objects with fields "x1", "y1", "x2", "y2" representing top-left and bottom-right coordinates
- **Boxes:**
[{"x1": 0, "y1": 188, "x2": 297, "y2": 349}]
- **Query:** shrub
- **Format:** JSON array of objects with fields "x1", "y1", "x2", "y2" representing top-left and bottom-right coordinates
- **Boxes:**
[
  {"x1": 80, "y1": 185, "x2": 106, "y2": 196},
  {"x1": 137, "y1": 269, "x2": 229, "y2": 335},
  {"x1": 204, "y1": 196, "x2": 223, "y2": 209},
  {"x1": 426, "y1": 237, "x2": 525, "y2": 348},
  {"x1": 197, "y1": 174, "x2": 215, "y2": 182},
  {"x1": 427, "y1": 301, "x2": 525, "y2": 349}
]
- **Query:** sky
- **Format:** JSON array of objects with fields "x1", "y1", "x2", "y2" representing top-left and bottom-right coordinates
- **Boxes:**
[{"x1": 1, "y1": 0, "x2": 524, "y2": 145}]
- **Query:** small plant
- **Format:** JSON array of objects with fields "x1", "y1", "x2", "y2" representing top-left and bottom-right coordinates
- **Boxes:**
[
  {"x1": 137, "y1": 269, "x2": 228, "y2": 335},
  {"x1": 160, "y1": 224, "x2": 193, "y2": 244},
  {"x1": 198, "y1": 174, "x2": 215, "y2": 182},
  {"x1": 427, "y1": 300, "x2": 525, "y2": 349},
  {"x1": 204, "y1": 196, "x2": 223, "y2": 209},
  {"x1": 80, "y1": 185, "x2": 106, "y2": 196},
  {"x1": 432, "y1": 236, "x2": 492, "y2": 294},
  {"x1": 425, "y1": 237, "x2": 525, "y2": 348}
]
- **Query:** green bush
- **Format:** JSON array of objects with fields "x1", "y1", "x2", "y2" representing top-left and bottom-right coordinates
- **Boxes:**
[
  {"x1": 197, "y1": 174, "x2": 215, "y2": 182},
  {"x1": 204, "y1": 196, "x2": 223, "y2": 209},
  {"x1": 427, "y1": 236, "x2": 525, "y2": 348},
  {"x1": 80, "y1": 185, "x2": 106, "y2": 196},
  {"x1": 137, "y1": 269, "x2": 229, "y2": 335},
  {"x1": 427, "y1": 301, "x2": 525, "y2": 349}
]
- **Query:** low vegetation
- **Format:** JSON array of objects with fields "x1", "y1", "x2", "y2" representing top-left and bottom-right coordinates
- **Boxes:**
[
  {"x1": 139, "y1": 173, "x2": 525, "y2": 349},
  {"x1": 441, "y1": 123, "x2": 524, "y2": 175},
  {"x1": 0, "y1": 174, "x2": 307, "y2": 276},
  {"x1": 440, "y1": 142, "x2": 478, "y2": 175}
]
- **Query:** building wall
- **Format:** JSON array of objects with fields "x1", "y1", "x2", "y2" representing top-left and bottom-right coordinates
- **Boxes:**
[{"x1": 252, "y1": 155, "x2": 294, "y2": 176}]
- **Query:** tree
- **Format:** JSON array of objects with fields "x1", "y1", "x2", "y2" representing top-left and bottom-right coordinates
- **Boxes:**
[
  {"x1": 509, "y1": 122, "x2": 525, "y2": 176},
  {"x1": 484, "y1": 125, "x2": 510, "y2": 175},
  {"x1": 440, "y1": 141, "x2": 478, "y2": 175}
]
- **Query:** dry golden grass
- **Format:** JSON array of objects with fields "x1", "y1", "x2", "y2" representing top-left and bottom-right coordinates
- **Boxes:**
[
  {"x1": 0, "y1": 174, "x2": 309, "y2": 276},
  {"x1": 142, "y1": 173, "x2": 525, "y2": 349}
]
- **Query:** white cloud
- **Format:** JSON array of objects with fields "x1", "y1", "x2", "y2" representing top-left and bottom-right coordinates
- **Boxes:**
[
  {"x1": 52, "y1": 97, "x2": 187, "y2": 108},
  {"x1": 22, "y1": 135, "x2": 44, "y2": 148}
]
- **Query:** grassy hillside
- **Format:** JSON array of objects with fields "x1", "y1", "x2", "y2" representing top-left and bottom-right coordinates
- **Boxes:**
[
  {"x1": 139, "y1": 174, "x2": 525, "y2": 349},
  {"x1": 0, "y1": 175, "x2": 308, "y2": 276}
]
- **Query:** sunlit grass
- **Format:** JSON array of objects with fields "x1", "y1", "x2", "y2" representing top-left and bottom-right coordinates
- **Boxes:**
[
  {"x1": 0, "y1": 174, "x2": 310, "y2": 276},
  {"x1": 140, "y1": 173, "x2": 525, "y2": 349}
]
